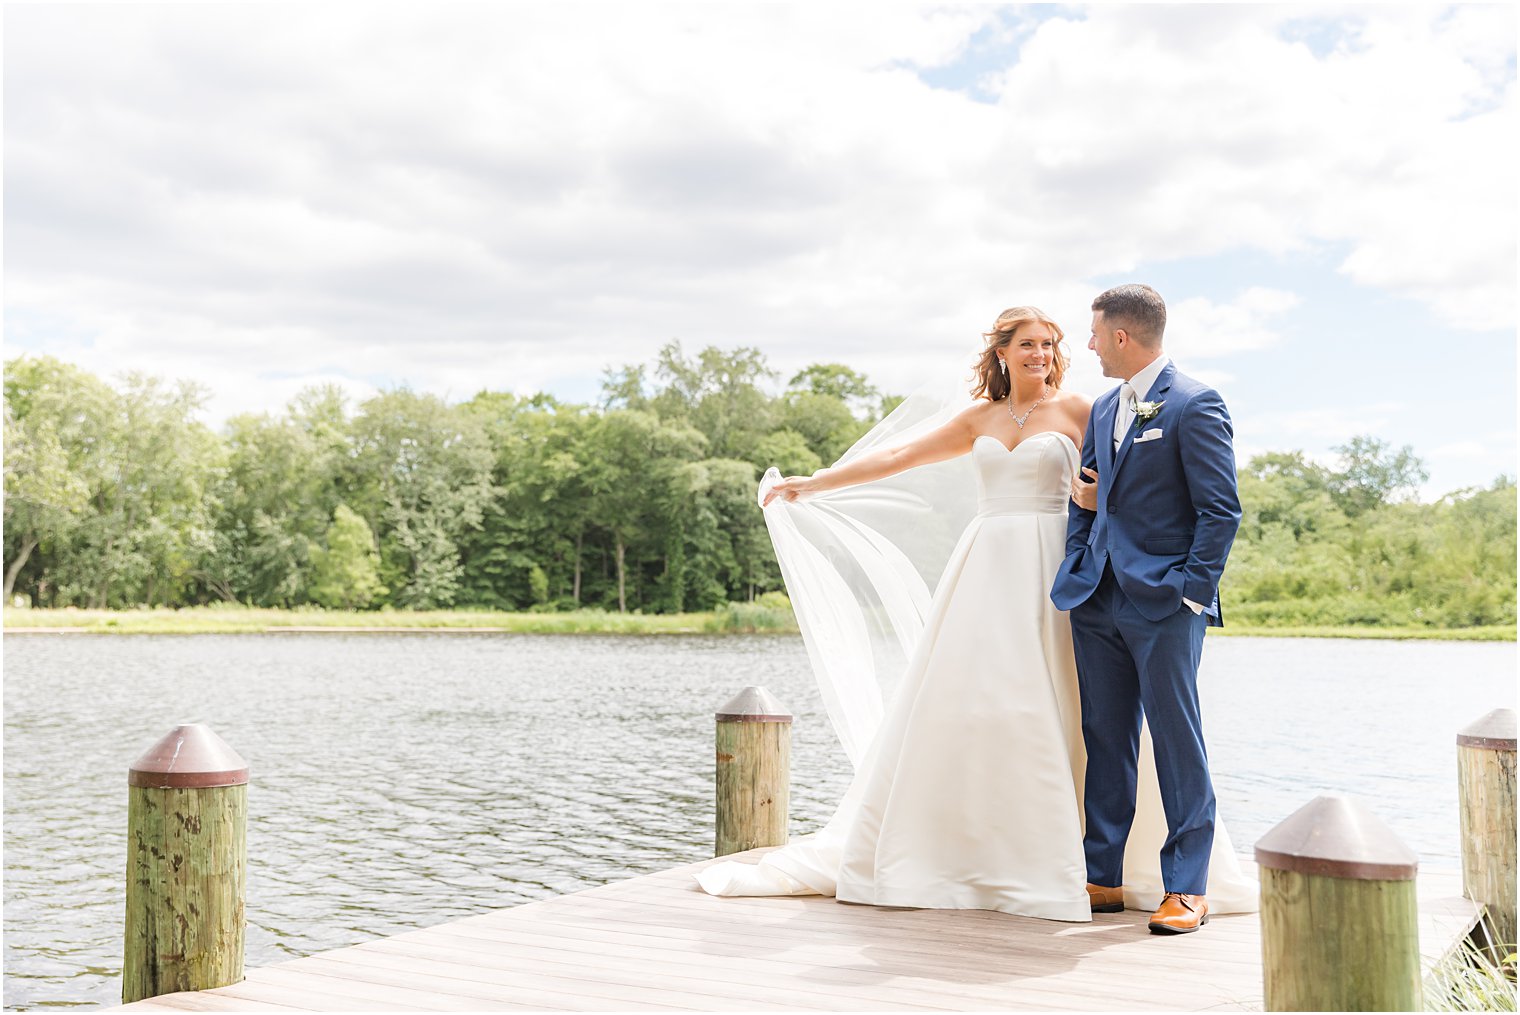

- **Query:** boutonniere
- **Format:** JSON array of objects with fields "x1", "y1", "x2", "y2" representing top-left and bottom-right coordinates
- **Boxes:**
[{"x1": 1132, "y1": 399, "x2": 1165, "y2": 429}]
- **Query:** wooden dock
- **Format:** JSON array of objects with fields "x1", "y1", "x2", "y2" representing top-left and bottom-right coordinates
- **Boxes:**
[{"x1": 115, "y1": 852, "x2": 1479, "y2": 1012}]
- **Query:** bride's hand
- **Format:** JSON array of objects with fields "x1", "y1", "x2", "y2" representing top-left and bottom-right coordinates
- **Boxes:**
[
  {"x1": 762, "y1": 473, "x2": 824, "y2": 507},
  {"x1": 1070, "y1": 467, "x2": 1099, "y2": 511}
]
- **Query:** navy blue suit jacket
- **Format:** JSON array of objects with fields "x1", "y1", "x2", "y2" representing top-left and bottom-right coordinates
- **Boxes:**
[{"x1": 1050, "y1": 362, "x2": 1241, "y2": 626}]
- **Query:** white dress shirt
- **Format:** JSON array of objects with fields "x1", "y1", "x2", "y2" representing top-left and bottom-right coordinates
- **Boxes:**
[
  {"x1": 1113, "y1": 354, "x2": 1170, "y2": 448},
  {"x1": 1112, "y1": 355, "x2": 1204, "y2": 616}
]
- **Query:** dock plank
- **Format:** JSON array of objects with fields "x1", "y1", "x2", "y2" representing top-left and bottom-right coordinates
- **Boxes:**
[
  {"x1": 307, "y1": 946, "x2": 818, "y2": 1012},
  {"x1": 206, "y1": 974, "x2": 432, "y2": 1012},
  {"x1": 389, "y1": 921, "x2": 1221, "y2": 1011},
  {"x1": 377, "y1": 924, "x2": 967, "y2": 1011},
  {"x1": 114, "y1": 853, "x2": 1478, "y2": 1012},
  {"x1": 275, "y1": 952, "x2": 698, "y2": 1011},
  {"x1": 247, "y1": 966, "x2": 492, "y2": 1012}
]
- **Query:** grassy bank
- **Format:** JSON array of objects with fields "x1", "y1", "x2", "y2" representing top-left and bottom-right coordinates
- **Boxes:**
[
  {"x1": 3, "y1": 606, "x2": 1512, "y2": 641},
  {"x1": 1210, "y1": 624, "x2": 1514, "y2": 642},
  {"x1": 1, "y1": 606, "x2": 724, "y2": 635}
]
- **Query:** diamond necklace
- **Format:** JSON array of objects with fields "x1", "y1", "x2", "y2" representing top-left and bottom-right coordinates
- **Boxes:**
[{"x1": 1008, "y1": 385, "x2": 1050, "y2": 430}]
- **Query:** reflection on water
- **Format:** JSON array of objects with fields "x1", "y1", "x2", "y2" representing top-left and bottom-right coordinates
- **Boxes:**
[{"x1": 3, "y1": 633, "x2": 1513, "y2": 1009}]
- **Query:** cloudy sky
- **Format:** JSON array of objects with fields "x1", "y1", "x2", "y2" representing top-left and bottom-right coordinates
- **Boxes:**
[{"x1": 5, "y1": 4, "x2": 1515, "y2": 496}]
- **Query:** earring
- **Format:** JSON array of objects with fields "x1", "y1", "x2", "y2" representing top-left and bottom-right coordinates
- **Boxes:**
[{"x1": 999, "y1": 358, "x2": 1007, "y2": 375}]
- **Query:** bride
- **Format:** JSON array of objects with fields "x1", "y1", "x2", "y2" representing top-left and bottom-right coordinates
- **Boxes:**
[{"x1": 697, "y1": 306, "x2": 1256, "y2": 921}]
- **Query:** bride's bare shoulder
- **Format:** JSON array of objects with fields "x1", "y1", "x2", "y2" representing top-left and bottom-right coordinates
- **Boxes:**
[
  {"x1": 1052, "y1": 389, "x2": 1093, "y2": 418},
  {"x1": 953, "y1": 398, "x2": 1001, "y2": 426}
]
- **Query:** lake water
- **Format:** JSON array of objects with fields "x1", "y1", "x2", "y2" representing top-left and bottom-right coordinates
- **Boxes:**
[{"x1": 2, "y1": 633, "x2": 1514, "y2": 1010}]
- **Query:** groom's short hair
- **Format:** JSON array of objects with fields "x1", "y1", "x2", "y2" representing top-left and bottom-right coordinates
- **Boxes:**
[{"x1": 1092, "y1": 285, "x2": 1166, "y2": 347}]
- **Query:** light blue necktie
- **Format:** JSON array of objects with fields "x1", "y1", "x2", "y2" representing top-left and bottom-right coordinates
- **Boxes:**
[{"x1": 1114, "y1": 382, "x2": 1135, "y2": 448}]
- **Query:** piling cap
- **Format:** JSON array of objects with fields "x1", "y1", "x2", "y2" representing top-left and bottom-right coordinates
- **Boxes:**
[
  {"x1": 1254, "y1": 794, "x2": 1417, "y2": 881},
  {"x1": 715, "y1": 686, "x2": 792, "y2": 723},
  {"x1": 1457, "y1": 708, "x2": 1515, "y2": 751},
  {"x1": 128, "y1": 723, "x2": 249, "y2": 789}
]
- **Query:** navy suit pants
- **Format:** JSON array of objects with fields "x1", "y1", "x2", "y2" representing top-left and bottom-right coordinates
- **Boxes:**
[{"x1": 1070, "y1": 561, "x2": 1215, "y2": 895}]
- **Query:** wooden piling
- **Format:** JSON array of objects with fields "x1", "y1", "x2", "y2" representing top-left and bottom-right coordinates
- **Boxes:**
[
  {"x1": 1457, "y1": 708, "x2": 1517, "y2": 949},
  {"x1": 123, "y1": 724, "x2": 248, "y2": 1004},
  {"x1": 1256, "y1": 794, "x2": 1421, "y2": 1012},
  {"x1": 714, "y1": 686, "x2": 791, "y2": 857}
]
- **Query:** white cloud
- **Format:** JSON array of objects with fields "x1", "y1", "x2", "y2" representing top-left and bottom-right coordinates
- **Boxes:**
[
  {"x1": 2, "y1": 4, "x2": 1513, "y2": 428},
  {"x1": 981, "y1": 6, "x2": 1515, "y2": 328},
  {"x1": 1167, "y1": 287, "x2": 1301, "y2": 361},
  {"x1": 1419, "y1": 436, "x2": 1517, "y2": 501},
  {"x1": 1428, "y1": 441, "x2": 1490, "y2": 460},
  {"x1": 1235, "y1": 402, "x2": 1403, "y2": 457}
]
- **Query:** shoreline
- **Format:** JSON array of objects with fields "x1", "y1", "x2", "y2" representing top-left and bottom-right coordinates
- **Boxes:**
[{"x1": 3, "y1": 608, "x2": 1513, "y2": 641}]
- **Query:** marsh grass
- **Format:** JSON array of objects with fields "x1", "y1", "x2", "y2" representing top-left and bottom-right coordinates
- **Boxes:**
[
  {"x1": 1426, "y1": 932, "x2": 1517, "y2": 1013},
  {"x1": 1210, "y1": 624, "x2": 1515, "y2": 642},
  {"x1": 703, "y1": 592, "x2": 799, "y2": 634},
  {"x1": 3, "y1": 604, "x2": 1509, "y2": 640},
  {"x1": 2, "y1": 605, "x2": 713, "y2": 635}
]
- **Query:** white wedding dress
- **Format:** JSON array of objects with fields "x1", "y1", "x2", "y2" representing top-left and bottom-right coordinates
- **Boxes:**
[{"x1": 698, "y1": 428, "x2": 1257, "y2": 919}]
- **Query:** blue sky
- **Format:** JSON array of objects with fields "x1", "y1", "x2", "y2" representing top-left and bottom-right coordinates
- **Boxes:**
[{"x1": 4, "y1": 4, "x2": 1515, "y2": 496}]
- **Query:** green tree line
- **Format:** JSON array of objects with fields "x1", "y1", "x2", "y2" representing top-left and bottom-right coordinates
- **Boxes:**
[{"x1": 4, "y1": 351, "x2": 1514, "y2": 629}]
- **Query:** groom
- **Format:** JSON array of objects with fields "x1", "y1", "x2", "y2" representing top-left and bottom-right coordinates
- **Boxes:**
[{"x1": 1051, "y1": 284, "x2": 1241, "y2": 935}]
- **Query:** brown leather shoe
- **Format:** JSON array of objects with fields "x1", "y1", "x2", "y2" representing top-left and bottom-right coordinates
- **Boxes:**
[
  {"x1": 1086, "y1": 882, "x2": 1124, "y2": 914},
  {"x1": 1148, "y1": 892, "x2": 1208, "y2": 934}
]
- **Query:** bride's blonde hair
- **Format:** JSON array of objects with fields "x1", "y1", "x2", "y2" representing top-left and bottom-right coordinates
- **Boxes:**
[{"x1": 970, "y1": 306, "x2": 1068, "y2": 402}]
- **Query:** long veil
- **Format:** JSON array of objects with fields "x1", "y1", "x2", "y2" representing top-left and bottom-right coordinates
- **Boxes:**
[
  {"x1": 696, "y1": 370, "x2": 982, "y2": 897},
  {"x1": 754, "y1": 373, "x2": 980, "y2": 766}
]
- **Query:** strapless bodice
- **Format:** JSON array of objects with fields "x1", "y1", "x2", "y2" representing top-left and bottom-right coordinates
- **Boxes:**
[{"x1": 971, "y1": 432, "x2": 1077, "y2": 516}]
